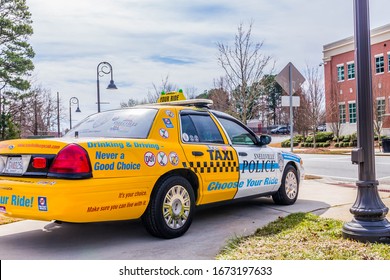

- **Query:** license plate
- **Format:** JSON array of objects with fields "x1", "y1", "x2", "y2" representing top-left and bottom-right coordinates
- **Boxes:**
[{"x1": 4, "y1": 157, "x2": 23, "y2": 175}]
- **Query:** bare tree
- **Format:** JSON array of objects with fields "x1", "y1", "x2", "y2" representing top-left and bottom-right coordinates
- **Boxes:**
[
  {"x1": 327, "y1": 78, "x2": 343, "y2": 143},
  {"x1": 208, "y1": 77, "x2": 231, "y2": 112},
  {"x1": 120, "y1": 98, "x2": 140, "y2": 108},
  {"x1": 5, "y1": 84, "x2": 64, "y2": 137},
  {"x1": 293, "y1": 89, "x2": 311, "y2": 139},
  {"x1": 217, "y1": 21, "x2": 274, "y2": 123},
  {"x1": 372, "y1": 77, "x2": 389, "y2": 145},
  {"x1": 304, "y1": 65, "x2": 326, "y2": 148},
  {"x1": 184, "y1": 86, "x2": 198, "y2": 99},
  {"x1": 148, "y1": 74, "x2": 178, "y2": 103}
]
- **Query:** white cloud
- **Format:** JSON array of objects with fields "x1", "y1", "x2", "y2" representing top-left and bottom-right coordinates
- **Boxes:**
[{"x1": 25, "y1": 0, "x2": 390, "y2": 131}]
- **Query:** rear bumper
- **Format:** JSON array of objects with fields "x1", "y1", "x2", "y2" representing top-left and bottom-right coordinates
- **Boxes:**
[{"x1": 0, "y1": 176, "x2": 156, "y2": 223}]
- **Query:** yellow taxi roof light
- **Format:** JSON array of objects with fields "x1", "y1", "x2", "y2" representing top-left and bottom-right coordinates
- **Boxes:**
[{"x1": 157, "y1": 90, "x2": 186, "y2": 103}]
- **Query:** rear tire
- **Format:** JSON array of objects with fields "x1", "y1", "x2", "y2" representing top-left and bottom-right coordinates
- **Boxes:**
[
  {"x1": 272, "y1": 165, "x2": 299, "y2": 205},
  {"x1": 142, "y1": 176, "x2": 195, "y2": 239}
]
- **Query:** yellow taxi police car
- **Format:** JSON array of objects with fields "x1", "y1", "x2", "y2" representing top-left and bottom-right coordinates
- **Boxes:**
[{"x1": 0, "y1": 91, "x2": 304, "y2": 239}]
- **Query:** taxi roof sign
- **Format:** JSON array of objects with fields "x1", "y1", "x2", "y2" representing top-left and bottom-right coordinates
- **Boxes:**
[{"x1": 158, "y1": 91, "x2": 186, "y2": 103}]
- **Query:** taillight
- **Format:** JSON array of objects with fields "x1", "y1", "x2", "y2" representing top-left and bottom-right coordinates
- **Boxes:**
[
  {"x1": 32, "y1": 157, "x2": 47, "y2": 169},
  {"x1": 48, "y1": 144, "x2": 91, "y2": 178}
]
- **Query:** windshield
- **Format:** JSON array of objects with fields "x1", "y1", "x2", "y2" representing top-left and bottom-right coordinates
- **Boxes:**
[{"x1": 65, "y1": 108, "x2": 158, "y2": 138}]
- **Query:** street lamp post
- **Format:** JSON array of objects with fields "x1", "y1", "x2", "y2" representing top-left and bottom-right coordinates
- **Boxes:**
[
  {"x1": 96, "y1": 61, "x2": 118, "y2": 113},
  {"x1": 69, "y1": 97, "x2": 81, "y2": 130},
  {"x1": 342, "y1": 0, "x2": 390, "y2": 243}
]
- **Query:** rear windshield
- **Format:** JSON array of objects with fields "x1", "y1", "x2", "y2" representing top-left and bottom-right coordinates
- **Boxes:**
[{"x1": 65, "y1": 108, "x2": 158, "y2": 138}]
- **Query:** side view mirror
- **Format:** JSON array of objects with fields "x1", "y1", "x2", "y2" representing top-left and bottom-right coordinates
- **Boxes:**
[{"x1": 258, "y1": 135, "x2": 272, "y2": 146}]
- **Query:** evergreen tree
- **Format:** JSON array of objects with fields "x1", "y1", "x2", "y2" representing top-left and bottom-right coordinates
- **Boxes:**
[
  {"x1": 0, "y1": 0, "x2": 35, "y2": 90},
  {"x1": 0, "y1": 0, "x2": 35, "y2": 139},
  {"x1": 261, "y1": 74, "x2": 282, "y2": 125}
]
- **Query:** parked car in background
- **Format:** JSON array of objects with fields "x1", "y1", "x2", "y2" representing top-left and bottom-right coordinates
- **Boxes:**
[
  {"x1": 317, "y1": 124, "x2": 326, "y2": 132},
  {"x1": 271, "y1": 125, "x2": 290, "y2": 135}
]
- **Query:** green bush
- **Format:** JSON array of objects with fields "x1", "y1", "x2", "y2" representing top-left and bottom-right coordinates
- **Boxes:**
[
  {"x1": 343, "y1": 135, "x2": 351, "y2": 142},
  {"x1": 323, "y1": 142, "x2": 330, "y2": 147},
  {"x1": 335, "y1": 143, "x2": 340, "y2": 148},
  {"x1": 281, "y1": 140, "x2": 299, "y2": 147},
  {"x1": 315, "y1": 132, "x2": 334, "y2": 142},
  {"x1": 293, "y1": 134, "x2": 304, "y2": 143},
  {"x1": 305, "y1": 136, "x2": 313, "y2": 143}
]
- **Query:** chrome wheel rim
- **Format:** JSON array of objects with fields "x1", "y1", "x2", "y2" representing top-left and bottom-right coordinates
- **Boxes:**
[
  {"x1": 163, "y1": 185, "x2": 191, "y2": 229},
  {"x1": 285, "y1": 171, "x2": 298, "y2": 199}
]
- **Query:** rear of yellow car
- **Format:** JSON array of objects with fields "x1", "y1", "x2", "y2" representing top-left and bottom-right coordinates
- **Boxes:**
[
  {"x1": 0, "y1": 139, "x2": 154, "y2": 222},
  {"x1": 0, "y1": 108, "x2": 170, "y2": 223},
  {"x1": 0, "y1": 105, "x2": 198, "y2": 239}
]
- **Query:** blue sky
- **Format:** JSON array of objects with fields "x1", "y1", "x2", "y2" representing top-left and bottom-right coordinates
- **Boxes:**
[{"x1": 27, "y1": 0, "x2": 390, "y2": 130}]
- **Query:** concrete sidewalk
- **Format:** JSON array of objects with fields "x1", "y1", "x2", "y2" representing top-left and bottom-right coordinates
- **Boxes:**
[{"x1": 299, "y1": 178, "x2": 390, "y2": 222}]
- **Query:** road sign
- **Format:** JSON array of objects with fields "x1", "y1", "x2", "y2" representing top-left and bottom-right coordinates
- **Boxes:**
[
  {"x1": 281, "y1": 96, "x2": 300, "y2": 107},
  {"x1": 275, "y1": 62, "x2": 305, "y2": 153},
  {"x1": 275, "y1": 62, "x2": 305, "y2": 94}
]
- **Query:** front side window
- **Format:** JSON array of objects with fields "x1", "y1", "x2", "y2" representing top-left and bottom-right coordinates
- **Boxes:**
[
  {"x1": 180, "y1": 112, "x2": 224, "y2": 144},
  {"x1": 65, "y1": 108, "x2": 158, "y2": 138},
  {"x1": 349, "y1": 103, "x2": 357, "y2": 124},
  {"x1": 215, "y1": 116, "x2": 257, "y2": 145},
  {"x1": 337, "y1": 65, "x2": 345, "y2": 81},
  {"x1": 347, "y1": 63, "x2": 355, "y2": 80},
  {"x1": 376, "y1": 55, "x2": 384, "y2": 74},
  {"x1": 339, "y1": 104, "x2": 346, "y2": 124}
]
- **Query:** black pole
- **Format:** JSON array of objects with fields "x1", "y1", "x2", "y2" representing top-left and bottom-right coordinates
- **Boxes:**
[
  {"x1": 57, "y1": 92, "x2": 60, "y2": 137},
  {"x1": 342, "y1": 0, "x2": 390, "y2": 243},
  {"x1": 69, "y1": 99, "x2": 72, "y2": 130},
  {"x1": 96, "y1": 61, "x2": 117, "y2": 113},
  {"x1": 96, "y1": 66, "x2": 101, "y2": 113}
]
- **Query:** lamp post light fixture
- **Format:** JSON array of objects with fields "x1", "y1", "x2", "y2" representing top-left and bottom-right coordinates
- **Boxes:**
[
  {"x1": 69, "y1": 96, "x2": 81, "y2": 130},
  {"x1": 96, "y1": 61, "x2": 118, "y2": 113}
]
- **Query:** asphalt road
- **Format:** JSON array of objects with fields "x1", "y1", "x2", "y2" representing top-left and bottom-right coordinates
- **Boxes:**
[
  {"x1": 300, "y1": 153, "x2": 390, "y2": 185},
  {"x1": 1, "y1": 152, "x2": 389, "y2": 260}
]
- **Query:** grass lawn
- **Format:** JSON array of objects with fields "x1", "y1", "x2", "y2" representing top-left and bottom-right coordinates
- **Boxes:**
[{"x1": 216, "y1": 213, "x2": 390, "y2": 260}]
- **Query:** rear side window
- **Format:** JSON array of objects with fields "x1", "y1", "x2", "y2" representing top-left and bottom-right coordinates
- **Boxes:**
[
  {"x1": 65, "y1": 108, "x2": 158, "y2": 138},
  {"x1": 180, "y1": 112, "x2": 224, "y2": 144}
]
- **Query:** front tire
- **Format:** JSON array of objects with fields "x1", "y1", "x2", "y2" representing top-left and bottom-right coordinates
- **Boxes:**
[
  {"x1": 272, "y1": 165, "x2": 299, "y2": 205},
  {"x1": 142, "y1": 176, "x2": 195, "y2": 239}
]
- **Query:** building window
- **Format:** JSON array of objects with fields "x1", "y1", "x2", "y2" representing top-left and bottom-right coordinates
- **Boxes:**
[
  {"x1": 388, "y1": 53, "x2": 390, "y2": 72},
  {"x1": 375, "y1": 55, "x2": 384, "y2": 74},
  {"x1": 339, "y1": 104, "x2": 346, "y2": 124},
  {"x1": 337, "y1": 65, "x2": 344, "y2": 81},
  {"x1": 347, "y1": 63, "x2": 355, "y2": 79},
  {"x1": 349, "y1": 103, "x2": 357, "y2": 123},
  {"x1": 377, "y1": 98, "x2": 386, "y2": 121}
]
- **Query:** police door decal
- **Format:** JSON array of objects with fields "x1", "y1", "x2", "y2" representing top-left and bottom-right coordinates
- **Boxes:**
[{"x1": 234, "y1": 147, "x2": 280, "y2": 199}]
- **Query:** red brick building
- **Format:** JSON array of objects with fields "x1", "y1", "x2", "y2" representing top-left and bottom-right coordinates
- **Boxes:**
[{"x1": 323, "y1": 23, "x2": 390, "y2": 136}]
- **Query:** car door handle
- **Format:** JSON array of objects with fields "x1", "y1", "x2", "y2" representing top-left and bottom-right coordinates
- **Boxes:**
[
  {"x1": 192, "y1": 151, "x2": 204, "y2": 156},
  {"x1": 239, "y1": 152, "x2": 248, "y2": 156}
]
